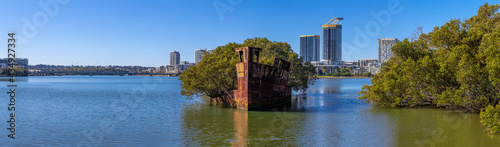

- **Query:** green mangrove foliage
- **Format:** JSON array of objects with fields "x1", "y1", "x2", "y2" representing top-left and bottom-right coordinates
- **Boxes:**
[
  {"x1": 358, "y1": 3, "x2": 500, "y2": 133},
  {"x1": 179, "y1": 37, "x2": 317, "y2": 98},
  {"x1": 481, "y1": 105, "x2": 500, "y2": 133}
]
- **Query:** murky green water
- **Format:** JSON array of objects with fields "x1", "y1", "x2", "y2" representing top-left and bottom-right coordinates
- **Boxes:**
[
  {"x1": 2, "y1": 76, "x2": 499, "y2": 146},
  {"x1": 181, "y1": 78, "x2": 500, "y2": 146}
]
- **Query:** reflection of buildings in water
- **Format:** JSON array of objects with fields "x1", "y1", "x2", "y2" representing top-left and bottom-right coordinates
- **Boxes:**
[
  {"x1": 306, "y1": 80, "x2": 341, "y2": 94},
  {"x1": 307, "y1": 88, "x2": 341, "y2": 94},
  {"x1": 319, "y1": 87, "x2": 340, "y2": 94},
  {"x1": 290, "y1": 96, "x2": 305, "y2": 111},
  {"x1": 231, "y1": 110, "x2": 248, "y2": 146},
  {"x1": 320, "y1": 79, "x2": 342, "y2": 94},
  {"x1": 291, "y1": 96, "x2": 337, "y2": 110},
  {"x1": 292, "y1": 96, "x2": 318, "y2": 108}
]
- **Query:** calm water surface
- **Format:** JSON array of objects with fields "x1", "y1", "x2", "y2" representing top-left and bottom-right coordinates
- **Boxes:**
[{"x1": 1, "y1": 76, "x2": 500, "y2": 146}]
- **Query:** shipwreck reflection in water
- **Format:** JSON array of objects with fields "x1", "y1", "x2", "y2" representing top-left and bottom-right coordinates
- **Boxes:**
[{"x1": 231, "y1": 110, "x2": 248, "y2": 146}]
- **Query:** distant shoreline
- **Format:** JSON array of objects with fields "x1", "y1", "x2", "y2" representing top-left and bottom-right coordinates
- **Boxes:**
[
  {"x1": 317, "y1": 76, "x2": 372, "y2": 79},
  {"x1": 135, "y1": 74, "x2": 177, "y2": 77},
  {"x1": 0, "y1": 75, "x2": 178, "y2": 77}
]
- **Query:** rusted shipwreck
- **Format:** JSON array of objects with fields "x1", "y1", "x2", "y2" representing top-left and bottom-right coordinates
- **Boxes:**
[{"x1": 218, "y1": 47, "x2": 291, "y2": 110}]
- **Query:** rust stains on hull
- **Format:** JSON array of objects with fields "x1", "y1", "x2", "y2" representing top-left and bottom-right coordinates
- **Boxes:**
[{"x1": 232, "y1": 47, "x2": 291, "y2": 110}]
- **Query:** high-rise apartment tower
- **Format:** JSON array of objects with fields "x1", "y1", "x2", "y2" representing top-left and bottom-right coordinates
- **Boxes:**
[
  {"x1": 194, "y1": 49, "x2": 206, "y2": 64},
  {"x1": 170, "y1": 51, "x2": 180, "y2": 65},
  {"x1": 322, "y1": 17, "x2": 343, "y2": 63},
  {"x1": 299, "y1": 35, "x2": 320, "y2": 62},
  {"x1": 378, "y1": 38, "x2": 399, "y2": 63}
]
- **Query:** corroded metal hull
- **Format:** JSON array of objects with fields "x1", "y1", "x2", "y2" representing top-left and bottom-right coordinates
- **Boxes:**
[{"x1": 231, "y1": 47, "x2": 291, "y2": 110}]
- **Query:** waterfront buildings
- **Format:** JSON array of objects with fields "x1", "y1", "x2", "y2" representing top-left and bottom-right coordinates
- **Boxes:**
[
  {"x1": 179, "y1": 61, "x2": 190, "y2": 65},
  {"x1": 357, "y1": 59, "x2": 378, "y2": 67},
  {"x1": 170, "y1": 51, "x2": 180, "y2": 65},
  {"x1": 160, "y1": 60, "x2": 194, "y2": 74},
  {"x1": 367, "y1": 62, "x2": 382, "y2": 74},
  {"x1": 322, "y1": 18, "x2": 343, "y2": 63},
  {"x1": 344, "y1": 61, "x2": 359, "y2": 66},
  {"x1": 194, "y1": 49, "x2": 206, "y2": 64},
  {"x1": 299, "y1": 35, "x2": 320, "y2": 62},
  {"x1": 353, "y1": 67, "x2": 366, "y2": 74},
  {"x1": 310, "y1": 61, "x2": 355, "y2": 75},
  {"x1": 378, "y1": 38, "x2": 399, "y2": 63},
  {"x1": 0, "y1": 58, "x2": 29, "y2": 68}
]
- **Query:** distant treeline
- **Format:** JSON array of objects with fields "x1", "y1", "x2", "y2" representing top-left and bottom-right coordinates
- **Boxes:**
[
  {"x1": 47, "y1": 67, "x2": 127, "y2": 72},
  {"x1": 322, "y1": 67, "x2": 373, "y2": 77},
  {"x1": 0, "y1": 67, "x2": 28, "y2": 76},
  {"x1": 29, "y1": 64, "x2": 155, "y2": 73}
]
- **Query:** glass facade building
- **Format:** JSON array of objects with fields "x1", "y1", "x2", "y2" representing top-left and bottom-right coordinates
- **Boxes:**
[
  {"x1": 322, "y1": 18, "x2": 343, "y2": 63},
  {"x1": 299, "y1": 35, "x2": 320, "y2": 62},
  {"x1": 378, "y1": 38, "x2": 399, "y2": 63}
]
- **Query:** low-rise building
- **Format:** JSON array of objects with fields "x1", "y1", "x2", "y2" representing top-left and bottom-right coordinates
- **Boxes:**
[
  {"x1": 180, "y1": 61, "x2": 190, "y2": 65},
  {"x1": 353, "y1": 67, "x2": 366, "y2": 75},
  {"x1": 0, "y1": 58, "x2": 29, "y2": 68},
  {"x1": 312, "y1": 61, "x2": 356, "y2": 75},
  {"x1": 161, "y1": 61, "x2": 195, "y2": 74},
  {"x1": 358, "y1": 59, "x2": 378, "y2": 67},
  {"x1": 344, "y1": 61, "x2": 359, "y2": 66},
  {"x1": 367, "y1": 62, "x2": 382, "y2": 74}
]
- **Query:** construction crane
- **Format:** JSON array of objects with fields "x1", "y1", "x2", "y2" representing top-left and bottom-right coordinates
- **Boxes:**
[{"x1": 323, "y1": 17, "x2": 343, "y2": 28}]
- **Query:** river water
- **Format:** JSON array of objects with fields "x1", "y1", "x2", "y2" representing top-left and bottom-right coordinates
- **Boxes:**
[{"x1": 1, "y1": 76, "x2": 499, "y2": 146}]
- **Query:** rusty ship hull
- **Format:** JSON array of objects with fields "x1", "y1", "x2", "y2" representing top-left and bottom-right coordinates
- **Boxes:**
[{"x1": 230, "y1": 47, "x2": 292, "y2": 110}]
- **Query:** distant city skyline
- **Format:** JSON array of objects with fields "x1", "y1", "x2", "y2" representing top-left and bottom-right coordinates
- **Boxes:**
[{"x1": 0, "y1": 0, "x2": 497, "y2": 66}]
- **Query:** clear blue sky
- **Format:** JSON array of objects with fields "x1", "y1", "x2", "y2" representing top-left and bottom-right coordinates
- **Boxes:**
[{"x1": 0, "y1": 0, "x2": 497, "y2": 67}]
